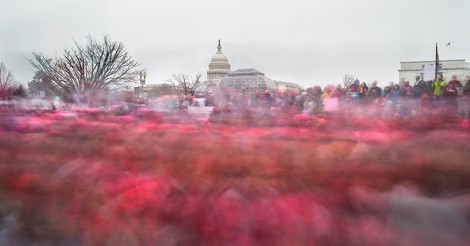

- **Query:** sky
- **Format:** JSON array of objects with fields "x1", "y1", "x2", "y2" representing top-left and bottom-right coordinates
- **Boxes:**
[{"x1": 1, "y1": 0, "x2": 469, "y2": 88}]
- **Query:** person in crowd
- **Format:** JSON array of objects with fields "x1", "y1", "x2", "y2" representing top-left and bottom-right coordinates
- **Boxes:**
[
  {"x1": 447, "y1": 75, "x2": 463, "y2": 97},
  {"x1": 346, "y1": 84, "x2": 359, "y2": 103},
  {"x1": 460, "y1": 76, "x2": 470, "y2": 119},
  {"x1": 331, "y1": 86, "x2": 345, "y2": 100},
  {"x1": 358, "y1": 82, "x2": 369, "y2": 103},
  {"x1": 399, "y1": 80, "x2": 415, "y2": 116},
  {"x1": 286, "y1": 92, "x2": 296, "y2": 106},
  {"x1": 400, "y1": 81, "x2": 414, "y2": 98},
  {"x1": 322, "y1": 86, "x2": 332, "y2": 100},
  {"x1": 320, "y1": 86, "x2": 332, "y2": 113},
  {"x1": 344, "y1": 84, "x2": 360, "y2": 114},
  {"x1": 423, "y1": 80, "x2": 434, "y2": 96},
  {"x1": 368, "y1": 80, "x2": 382, "y2": 102},
  {"x1": 50, "y1": 102, "x2": 57, "y2": 111},
  {"x1": 432, "y1": 74, "x2": 446, "y2": 106},
  {"x1": 251, "y1": 90, "x2": 262, "y2": 108},
  {"x1": 413, "y1": 75, "x2": 425, "y2": 97},
  {"x1": 447, "y1": 75, "x2": 463, "y2": 88},
  {"x1": 382, "y1": 85, "x2": 391, "y2": 99},
  {"x1": 443, "y1": 80, "x2": 459, "y2": 118},
  {"x1": 295, "y1": 91, "x2": 306, "y2": 112},
  {"x1": 389, "y1": 84, "x2": 401, "y2": 106},
  {"x1": 263, "y1": 90, "x2": 274, "y2": 108},
  {"x1": 302, "y1": 95, "x2": 316, "y2": 115},
  {"x1": 388, "y1": 81, "x2": 395, "y2": 90},
  {"x1": 362, "y1": 81, "x2": 382, "y2": 117},
  {"x1": 464, "y1": 75, "x2": 470, "y2": 94},
  {"x1": 419, "y1": 91, "x2": 434, "y2": 117},
  {"x1": 311, "y1": 86, "x2": 323, "y2": 107}
]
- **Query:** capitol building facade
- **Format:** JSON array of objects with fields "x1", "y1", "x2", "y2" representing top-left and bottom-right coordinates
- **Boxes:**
[
  {"x1": 206, "y1": 40, "x2": 301, "y2": 95},
  {"x1": 206, "y1": 40, "x2": 231, "y2": 83}
]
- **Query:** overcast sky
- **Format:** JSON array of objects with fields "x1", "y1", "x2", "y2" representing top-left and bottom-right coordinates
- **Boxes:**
[{"x1": 1, "y1": 0, "x2": 469, "y2": 88}]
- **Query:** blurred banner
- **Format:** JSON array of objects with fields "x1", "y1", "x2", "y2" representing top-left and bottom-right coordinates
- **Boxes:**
[{"x1": 423, "y1": 66, "x2": 435, "y2": 81}]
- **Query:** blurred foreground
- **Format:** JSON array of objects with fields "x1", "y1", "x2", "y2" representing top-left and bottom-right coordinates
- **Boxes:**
[{"x1": 1, "y1": 108, "x2": 470, "y2": 245}]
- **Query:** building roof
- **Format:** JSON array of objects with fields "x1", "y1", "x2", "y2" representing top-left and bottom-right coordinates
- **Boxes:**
[
  {"x1": 227, "y1": 68, "x2": 265, "y2": 76},
  {"x1": 400, "y1": 59, "x2": 465, "y2": 64},
  {"x1": 218, "y1": 68, "x2": 277, "y2": 94}
]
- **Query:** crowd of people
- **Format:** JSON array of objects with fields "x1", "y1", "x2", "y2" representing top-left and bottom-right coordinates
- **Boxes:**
[
  {"x1": 201, "y1": 74, "x2": 470, "y2": 123},
  {"x1": 1, "y1": 76, "x2": 470, "y2": 245},
  {"x1": 2, "y1": 74, "x2": 470, "y2": 128},
  {"x1": 1, "y1": 99, "x2": 470, "y2": 245}
]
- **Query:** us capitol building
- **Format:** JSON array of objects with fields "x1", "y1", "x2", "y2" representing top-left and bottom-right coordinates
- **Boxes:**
[
  {"x1": 206, "y1": 40, "x2": 301, "y2": 95},
  {"x1": 207, "y1": 40, "x2": 231, "y2": 82}
]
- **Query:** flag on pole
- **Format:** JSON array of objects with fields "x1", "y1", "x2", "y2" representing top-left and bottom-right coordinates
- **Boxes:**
[
  {"x1": 446, "y1": 42, "x2": 451, "y2": 46},
  {"x1": 435, "y1": 43, "x2": 439, "y2": 80}
]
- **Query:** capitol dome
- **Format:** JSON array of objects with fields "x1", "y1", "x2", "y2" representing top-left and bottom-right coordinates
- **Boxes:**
[{"x1": 207, "y1": 40, "x2": 231, "y2": 81}]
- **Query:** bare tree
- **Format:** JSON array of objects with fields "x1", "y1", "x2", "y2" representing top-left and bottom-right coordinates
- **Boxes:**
[
  {"x1": 29, "y1": 35, "x2": 140, "y2": 103},
  {"x1": 342, "y1": 74, "x2": 358, "y2": 88},
  {"x1": 28, "y1": 70, "x2": 60, "y2": 99},
  {"x1": 203, "y1": 77, "x2": 216, "y2": 95},
  {"x1": 167, "y1": 73, "x2": 206, "y2": 96},
  {"x1": 0, "y1": 62, "x2": 16, "y2": 100},
  {"x1": 13, "y1": 84, "x2": 28, "y2": 98}
]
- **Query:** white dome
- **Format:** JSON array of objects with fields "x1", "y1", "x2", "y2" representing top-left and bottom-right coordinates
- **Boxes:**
[
  {"x1": 210, "y1": 53, "x2": 229, "y2": 63},
  {"x1": 207, "y1": 40, "x2": 231, "y2": 81}
]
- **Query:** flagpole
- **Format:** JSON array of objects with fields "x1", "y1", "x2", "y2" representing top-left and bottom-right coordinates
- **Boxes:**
[
  {"x1": 449, "y1": 44, "x2": 451, "y2": 60},
  {"x1": 446, "y1": 42, "x2": 451, "y2": 60},
  {"x1": 435, "y1": 43, "x2": 438, "y2": 80}
]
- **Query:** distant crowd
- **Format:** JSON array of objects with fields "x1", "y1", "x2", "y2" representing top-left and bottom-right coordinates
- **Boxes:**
[
  {"x1": 202, "y1": 74, "x2": 470, "y2": 120},
  {"x1": 3, "y1": 74, "x2": 470, "y2": 122}
]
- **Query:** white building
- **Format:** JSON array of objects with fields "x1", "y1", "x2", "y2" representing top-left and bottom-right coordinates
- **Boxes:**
[
  {"x1": 398, "y1": 59, "x2": 469, "y2": 83},
  {"x1": 274, "y1": 81, "x2": 302, "y2": 92},
  {"x1": 218, "y1": 68, "x2": 278, "y2": 95},
  {"x1": 205, "y1": 40, "x2": 304, "y2": 95},
  {"x1": 206, "y1": 40, "x2": 231, "y2": 84}
]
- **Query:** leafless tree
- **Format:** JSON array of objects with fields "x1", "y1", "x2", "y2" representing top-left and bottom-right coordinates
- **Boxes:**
[
  {"x1": 0, "y1": 62, "x2": 16, "y2": 100},
  {"x1": 167, "y1": 73, "x2": 207, "y2": 96},
  {"x1": 28, "y1": 70, "x2": 60, "y2": 99},
  {"x1": 203, "y1": 77, "x2": 216, "y2": 95},
  {"x1": 342, "y1": 74, "x2": 358, "y2": 88},
  {"x1": 29, "y1": 35, "x2": 140, "y2": 103},
  {"x1": 12, "y1": 84, "x2": 28, "y2": 98}
]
